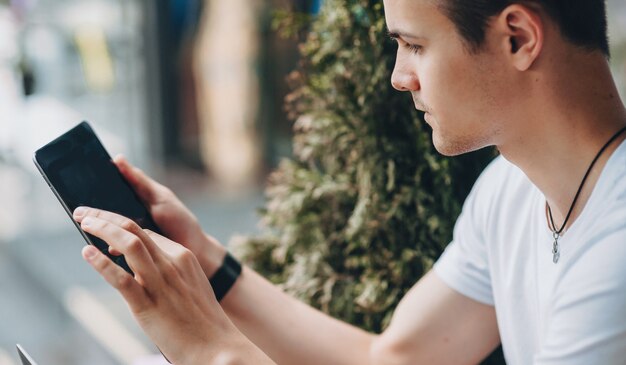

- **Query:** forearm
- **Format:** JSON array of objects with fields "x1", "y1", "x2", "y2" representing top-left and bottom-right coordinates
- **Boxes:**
[
  {"x1": 195, "y1": 235, "x2": 375, "y2": 364},
  {"x1": 221, "y1": 266, "x2": 376, "y2": 365}
]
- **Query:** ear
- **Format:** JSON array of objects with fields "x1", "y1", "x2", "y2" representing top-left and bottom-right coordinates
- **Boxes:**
[{"x1": 495, "y1": 4, "x2": 544, "y2": 71}]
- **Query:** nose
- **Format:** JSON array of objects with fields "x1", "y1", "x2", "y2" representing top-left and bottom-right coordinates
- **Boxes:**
[{"x1": 391, "y1": 55, "x2": 420, "y2": 92}]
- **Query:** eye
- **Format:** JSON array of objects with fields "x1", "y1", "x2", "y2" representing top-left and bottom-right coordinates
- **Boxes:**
[
  {"x1": 388, "y1": 36, "x2": 423, "y2": 55},
  {"x1": 404, "y1": 43, "x2": 423, "y2": 55}
]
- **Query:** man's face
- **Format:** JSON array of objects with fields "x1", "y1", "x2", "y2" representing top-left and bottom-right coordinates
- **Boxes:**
[{"x1": 384, "y1": 0, "x2": 511, "y2": 156}]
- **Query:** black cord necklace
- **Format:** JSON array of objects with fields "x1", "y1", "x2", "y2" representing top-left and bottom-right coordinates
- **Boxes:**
[{"x1": 547, "y1": 125, "x2": 626, "y2": 264}]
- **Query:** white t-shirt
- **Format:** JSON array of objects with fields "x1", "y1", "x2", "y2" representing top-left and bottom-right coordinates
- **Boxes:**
[{"x1": 434, "y1": 141, "x2": 626, "y2": 364}]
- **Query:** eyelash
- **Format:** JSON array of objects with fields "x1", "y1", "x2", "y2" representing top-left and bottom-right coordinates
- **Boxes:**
[
  {"x1": 390, "y1": 38, "x2": 423, "y2": 55},
  {"x1": 404, "y1": 43, "x2": 423, "y2": 54}
]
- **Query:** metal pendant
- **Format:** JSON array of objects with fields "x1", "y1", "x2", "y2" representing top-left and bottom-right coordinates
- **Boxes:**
[{"x1": 552, "y1": 232, "x2": 560, "y2": 264}]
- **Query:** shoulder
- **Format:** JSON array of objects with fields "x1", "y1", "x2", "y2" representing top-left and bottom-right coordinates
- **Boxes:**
[{"x1": 462, "y1": 154, "x2": 536, "y2": 224}]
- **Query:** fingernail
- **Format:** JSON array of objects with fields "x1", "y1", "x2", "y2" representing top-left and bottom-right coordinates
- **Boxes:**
[
  {"x1": 74, "y1": 207, "x2": 87, "y2": 218},
  {"x1": 83, "y1": 246, "x2": 98, "y2": 260},
  {"x1": 82, "y1": 217, "x2": 93, "y2": 227}
]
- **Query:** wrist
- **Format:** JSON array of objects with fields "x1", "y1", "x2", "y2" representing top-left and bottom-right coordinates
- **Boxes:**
[
  {"x1": 194, "y1": 234, "x2": 242, "y2": 302},
  {"x1": 210, "y1": 252, "x2": 242, "y2": 302},
  {"x1": 196, "y1": 233, "x2": 227, "y2": 278}
]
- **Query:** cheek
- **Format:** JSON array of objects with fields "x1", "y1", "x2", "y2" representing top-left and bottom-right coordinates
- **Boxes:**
[{"x1": 422, "y1": 60, "x2": 478, "y2": 119}]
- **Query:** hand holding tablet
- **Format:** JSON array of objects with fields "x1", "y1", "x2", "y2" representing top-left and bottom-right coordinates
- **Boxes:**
[
  {"x1": 33, "y1": 121, "x2": 161, "y2": 274},
  {"x1": 31, "y1": 122, "x2": 269, "y2": 364}
]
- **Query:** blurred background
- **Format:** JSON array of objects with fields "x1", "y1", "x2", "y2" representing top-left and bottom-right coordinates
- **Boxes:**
[{"x1": 0, "y1": 0, "x2": 624, "y2": 364}]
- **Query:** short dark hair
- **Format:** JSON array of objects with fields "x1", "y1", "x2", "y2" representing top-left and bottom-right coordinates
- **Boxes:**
[{"x1": 437, "y1": 0, "x2": 610, "y2": 57}]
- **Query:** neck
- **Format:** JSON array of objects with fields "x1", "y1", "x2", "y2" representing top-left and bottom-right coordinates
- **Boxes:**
[{"x1": 497, "y1": 53, "x2": 626, "y2": 230}]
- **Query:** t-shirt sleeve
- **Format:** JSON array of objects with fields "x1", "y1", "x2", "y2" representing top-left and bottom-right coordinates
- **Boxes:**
[
  {"x1": 534, "y1": 231, "x2": 626, "y2": 364},
  {"x1": 433, "y1": 164, "x2": 496, "y2": 306}
]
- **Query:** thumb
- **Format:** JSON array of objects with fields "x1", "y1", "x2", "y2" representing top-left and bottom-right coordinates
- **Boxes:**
[{"x1": 114, "y1": 154, "x2": 162, "y2": 204}]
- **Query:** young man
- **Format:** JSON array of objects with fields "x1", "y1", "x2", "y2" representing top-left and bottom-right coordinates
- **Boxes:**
[{"x1": 72, "y1": 0, "x2": 626, "y2": 364}]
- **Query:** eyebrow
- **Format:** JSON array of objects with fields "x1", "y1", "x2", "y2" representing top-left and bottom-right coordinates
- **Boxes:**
[{"x1": 387, "y1": 29, "x2": 425, "y2": 41}]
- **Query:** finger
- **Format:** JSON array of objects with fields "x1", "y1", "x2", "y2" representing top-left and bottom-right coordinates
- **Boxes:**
[
  {"x1": 74, "y1": 207, "x2": 161, "y2": 261},
  {"x1": 79, "y1": 215, "x2": 160, "y2": 282},
  {"x1": 82, "y1": 245, "x2": 149, "y2": 313},
  {"x1": 144, "y1": 230, "x2": 210, "y2": 288},
  {"x1": 113, "y1": 154, "x2": 163, "y2": 204},
  {"x1": 109, "y1": 246, "x2": 123, "y2": 256},
  {"x1": 144, "y1": 229, "x2": 181, "y2": 256}
]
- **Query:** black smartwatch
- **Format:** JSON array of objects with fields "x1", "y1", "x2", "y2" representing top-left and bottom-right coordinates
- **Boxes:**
[{"x1": 209, "y1": 252, "x2": 242, "y2": 302}]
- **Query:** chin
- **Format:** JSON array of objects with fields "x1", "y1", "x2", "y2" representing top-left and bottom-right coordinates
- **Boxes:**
[
  {"x1": 432, "y1": 132, "x2": 486, "y2": 157},
  {"x1": 433, "y1": 143, "x2": 467, "y2": 157}
]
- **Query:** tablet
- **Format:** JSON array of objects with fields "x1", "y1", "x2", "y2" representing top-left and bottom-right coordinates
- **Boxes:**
[
  {"x1": 33, "y1": 121, "x2": 161, "y2": 275},
  {"x1": 16, "y1": 344, "x2": 38, "y2": 365}
]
